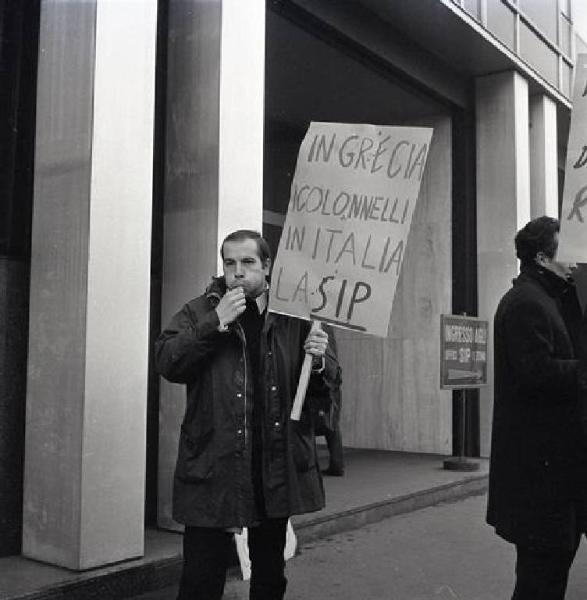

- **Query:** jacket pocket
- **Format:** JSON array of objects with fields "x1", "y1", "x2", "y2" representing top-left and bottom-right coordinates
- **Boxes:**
[
  {"x1": 175, "y1": 424, "x2": 215, "y2": 482},
  {"x1": 291, "y1": 418, "x2": 316, "y2": 473}
]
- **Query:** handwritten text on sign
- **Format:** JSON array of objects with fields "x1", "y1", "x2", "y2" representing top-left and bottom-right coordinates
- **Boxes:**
[
  {"x1": 558, "y1": 53, "x2": 587, "y2": 262},
  {"x1": 268, "y1": 122, "x2": 433, "y2": 336}
]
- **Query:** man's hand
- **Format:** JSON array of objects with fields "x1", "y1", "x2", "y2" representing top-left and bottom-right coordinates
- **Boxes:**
[
  {"x1": 215, "y1": 287, "x2": 246, "y2": 329},
  {"x1": 304, "y1": 327, "x2": 328, "y2": 357}
]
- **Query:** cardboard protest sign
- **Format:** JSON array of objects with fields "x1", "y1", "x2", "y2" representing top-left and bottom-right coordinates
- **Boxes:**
[
  {"x1": 268, "y1": 122, "x2": 433, "y2": 337},
  {"x1": 558, "y1": 53, "x2": 587, "y2": 262},
  {"x1": 440, "y1": 315, "x2": 488, "y2": 389}
]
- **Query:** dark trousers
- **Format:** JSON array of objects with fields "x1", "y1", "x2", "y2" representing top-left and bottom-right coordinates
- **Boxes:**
[
  {"x1": 512, "y1": 537, "x2": 581, "y2": 600},
  {"x1": 177, "y1": 518, "x2": 288, "y2": 600}
]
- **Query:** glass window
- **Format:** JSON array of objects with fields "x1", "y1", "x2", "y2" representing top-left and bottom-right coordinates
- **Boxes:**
[
  {"x1": 463, "y1": 0, "x2": 480, "y2": 21},
  {"x1": 519, "y1": 21, "x2": 558, "y2": 86},
  {"x1": 486, "y1": 0, "x2": 515, "y2": 50},
  {"x1": 560, "y1": 16, "x2": 572, "y2": 57},
  {"x1": 518, "y1": 0, "x2": 557, "y2": 44}
]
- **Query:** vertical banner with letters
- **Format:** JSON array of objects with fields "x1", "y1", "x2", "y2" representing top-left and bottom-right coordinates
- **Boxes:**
[
  {"x1": 558, "y1": 53, "x2": 587, "y2": 262},
  {"x1": 268, "y1": 122, "x2": 433, "y2": 337}
]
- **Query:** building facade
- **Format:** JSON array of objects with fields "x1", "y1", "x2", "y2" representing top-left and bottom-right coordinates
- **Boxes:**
[{"x1": 0, "y1": 0, "x2": 583, "y2": 568}]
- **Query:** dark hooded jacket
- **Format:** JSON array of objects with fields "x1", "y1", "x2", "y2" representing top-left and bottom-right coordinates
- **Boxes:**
[
  {"x1": 155, "y1": 277, "x2": 341, "y2": 528},
  {"x1": 487, "y1": 266, "x2": 587, "y2": 550}
]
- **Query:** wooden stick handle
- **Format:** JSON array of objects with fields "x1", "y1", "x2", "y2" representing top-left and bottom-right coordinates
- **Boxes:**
[{"x1": 290, "y1": 321, "x2": 322, "y2": 421}]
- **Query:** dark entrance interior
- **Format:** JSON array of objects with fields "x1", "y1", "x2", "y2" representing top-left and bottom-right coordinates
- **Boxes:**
[
  {"x1": 0, "y1": 0, "x2": 41, "y2": 557},
  {"x1": 264, "y1": 2, "x2": 479, "y2": 457}
]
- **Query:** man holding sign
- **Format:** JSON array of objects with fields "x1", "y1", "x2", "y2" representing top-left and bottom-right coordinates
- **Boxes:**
[{"x1": 155, "y1": 230, "x2": 340, "y2": 600}]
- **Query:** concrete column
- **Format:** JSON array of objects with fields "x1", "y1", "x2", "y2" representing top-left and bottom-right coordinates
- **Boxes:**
[
  {"x1": 158, "y1": 0, "x2": 265, "y2": 529},
  {"x1": 23, "y1": 0, "x2": 157, "y2": 570},
  {"x1": 476, "y1": 71, "x2": 530, "y2": 457},
  {"x1": 529, "y1": 94, "x2": 559, "y2": 218}
]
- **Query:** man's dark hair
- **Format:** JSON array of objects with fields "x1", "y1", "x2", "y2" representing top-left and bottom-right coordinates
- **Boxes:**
[
  {"x1": 515, "y1": 216, "x2": 560, "y2": 269},
  {"x1": 220, "y1": 229, "x2": 272, "y2": 264}
]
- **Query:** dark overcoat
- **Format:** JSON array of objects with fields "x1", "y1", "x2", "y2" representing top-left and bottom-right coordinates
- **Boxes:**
[
  {"x1": 487, "y1": 266, "x2": 587, "y2": 550},
  {"x1": 155, "y1": 277, "x2": 341, "y2": 529}
]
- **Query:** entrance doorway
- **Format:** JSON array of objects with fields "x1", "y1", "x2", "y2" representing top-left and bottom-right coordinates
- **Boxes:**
[{"x1": 263, "y1": 5, "x2": 463, "y2": 455}]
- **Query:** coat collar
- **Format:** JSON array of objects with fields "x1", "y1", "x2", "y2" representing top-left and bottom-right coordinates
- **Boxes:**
[{"x1": 516, "y1": 265, "x2": 575, "y2": 298}]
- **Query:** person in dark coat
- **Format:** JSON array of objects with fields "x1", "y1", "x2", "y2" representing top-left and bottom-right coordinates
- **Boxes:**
[
  {"x1": 487, "y1": 216, "x2": 587, "y2": 600},
  {"x1": 314, "y1": 374, "x2": 345, "y2": 476},
  {"x1": 155, "y1": 230, "x2": 340, "y2": 600}
]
